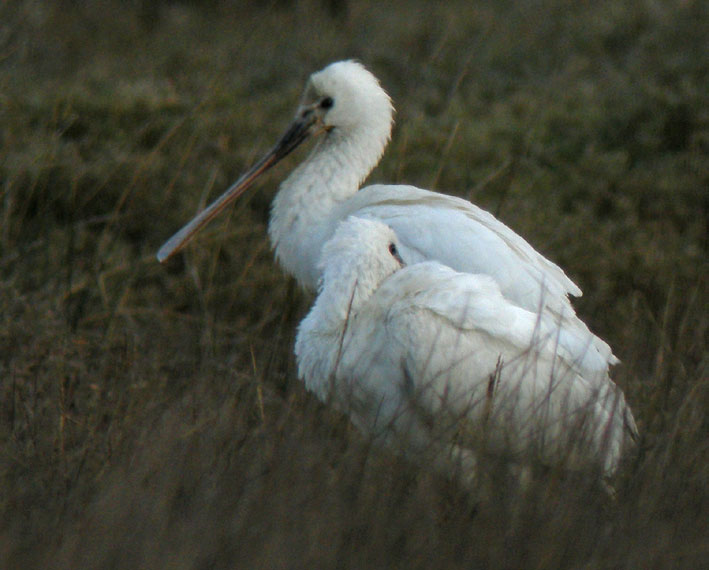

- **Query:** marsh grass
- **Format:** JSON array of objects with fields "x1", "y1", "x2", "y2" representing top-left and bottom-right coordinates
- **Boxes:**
[{"x1": 1, "y1": 1, "x2": 707, "y2": 568}]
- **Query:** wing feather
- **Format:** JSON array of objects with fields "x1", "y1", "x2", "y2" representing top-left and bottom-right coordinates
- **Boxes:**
[
  {"x1": 340, "y1": 184, "x2": 582, "y2": 313},
  {"x1": 356, "y1": 263, "x2": 632, "y2": 471}
]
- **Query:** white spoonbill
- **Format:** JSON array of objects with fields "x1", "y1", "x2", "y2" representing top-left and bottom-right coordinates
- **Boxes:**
[
  {"x1": 295, "y1": 217, "x2": 637, "y2": 476},
  {"x1": 158, "y1": 60, "x2": 616, "y2": 372}
]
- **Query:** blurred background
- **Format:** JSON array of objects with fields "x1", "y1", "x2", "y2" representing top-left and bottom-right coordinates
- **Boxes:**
[{"x1": 1, "y1": 1, "x2": 706, "y2": 567}]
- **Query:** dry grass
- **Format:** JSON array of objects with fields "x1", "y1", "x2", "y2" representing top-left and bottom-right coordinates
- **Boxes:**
[{"x1": 1, "y1": 0, "x2": 707, "y2": 568}]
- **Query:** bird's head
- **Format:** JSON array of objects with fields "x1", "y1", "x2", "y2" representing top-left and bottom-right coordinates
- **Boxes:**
[
  {"x1": 300, "y1": 60, "x2": 394, "y2": 138},
  {"x1": 157, "y1": 60, "x2": 394, "y2": 264},
  {"x1": 317, "y1": 216, "x2": 404, "y2": 317}
]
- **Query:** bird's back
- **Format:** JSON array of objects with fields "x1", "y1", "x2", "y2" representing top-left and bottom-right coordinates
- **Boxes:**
[{"x1": 340, "y1": 184, "x2": 582, "y2": 311}]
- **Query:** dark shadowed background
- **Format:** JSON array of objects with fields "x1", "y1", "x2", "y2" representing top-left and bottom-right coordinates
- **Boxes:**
[{"x1": 1, "y1": 1, "x2": 706, "y2": 568}]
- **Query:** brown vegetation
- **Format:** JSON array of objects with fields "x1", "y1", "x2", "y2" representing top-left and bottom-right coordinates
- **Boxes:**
[{"x1": 1, "y1": 1, "x2": 706, "y2": 567}]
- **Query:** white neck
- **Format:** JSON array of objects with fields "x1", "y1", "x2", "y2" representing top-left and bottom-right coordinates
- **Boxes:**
[{"x1": 268, "y1": 125, "x2": 389, "y2": 290}]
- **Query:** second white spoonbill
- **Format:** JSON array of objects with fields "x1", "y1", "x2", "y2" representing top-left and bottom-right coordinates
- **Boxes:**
[
  {"x1": 158, "y1": 60, "x2": 616, "y2": 371},
  {"x1": 295, "y1": 217, "x2": 637, "y2": 476}
]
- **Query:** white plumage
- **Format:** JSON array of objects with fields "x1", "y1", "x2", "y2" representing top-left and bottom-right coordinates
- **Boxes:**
[
  {"x1": 296, "y1": 217, "x2": 637, "y2": 476},
  {"x1": 158, "y1": 59, "x2": 616, "y2": 381}
]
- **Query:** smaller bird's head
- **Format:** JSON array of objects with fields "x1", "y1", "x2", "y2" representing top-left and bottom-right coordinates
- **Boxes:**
[{"x1": 317, "y1": 217, "x2": 404, "y2": 317}]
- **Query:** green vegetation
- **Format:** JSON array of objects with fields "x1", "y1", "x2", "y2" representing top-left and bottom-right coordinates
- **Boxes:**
[{"x1": 1, "y1": 1, "x2": 706, "y2": 567}]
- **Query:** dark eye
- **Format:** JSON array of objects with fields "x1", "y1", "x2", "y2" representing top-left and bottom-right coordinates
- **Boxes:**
[
  {"x1": 388, "y1": 243, "x2": 398, "y2": 257},
  {"x1": 320, "y1": 96, "x2": 334, "y2": 109}
]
